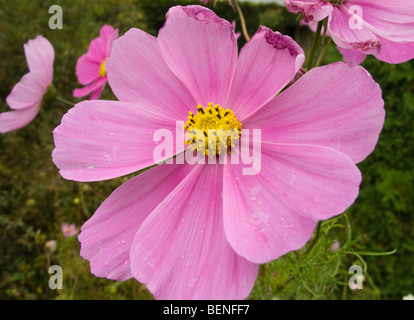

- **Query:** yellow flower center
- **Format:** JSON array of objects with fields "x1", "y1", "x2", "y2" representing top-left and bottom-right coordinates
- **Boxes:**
[
  {"x1": 99, "y1": 58, "x2": 108, "y2": 78},
  {"x1": 184, "y1": 103, "x2": 242, "y2": 157}
]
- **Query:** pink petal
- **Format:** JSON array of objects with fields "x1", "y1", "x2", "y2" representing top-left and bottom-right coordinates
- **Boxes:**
[
  {"x1": 226, "y1": 26, "x2": 304, "y2": 121},
  {"x1": 52, "y1": 100, "x2": 178, "y2": 182},
  {"x1": 75, "y1": 53, "x2": 100, "y2": 86},
  {"x1": 130, "y1": 163, "x2": 258, "y2": 300},
  {"x1": 375, "y1": 36, "x2": 414, "y2": 64},
  {"x1": 87, "y1": 37, "x2": 107, "y2": 63},
  {"x1": 89, "y1": 82, "x2": 106, "y2": 100},
  {"x1": 100, "y1": 25, "x2": 119, "y2": 56},
  {"x1": 244, "y1": 63, "x2": 385, "y2": 164},
  {"x1": 302, "y1": 19, "x2": 331, "y2": 36},
  {"x1": 24, "y1": 35, "x2": 54, "y2": 85},
  {"x1": 158, "y1": 5, "x2": 237, "y2": 107},
  {"x1": 284, "y1": 0, "x2": 333, "y2": 23},
  {"x1": 6, "y1": 72, "x2": 46, "y2": 110},
  {"x1": 100, "y1": 25, "x2": 117, "y2": 40},
  {"x1": 223, "y1": 142, "x2": 361, "y2": 263},
  {"x1": 345, "y1": 0, "x2": 414, "y2": 42},
  {"x1": 79, "y1": 163, "x2": 194, "y2": 281},
  {"x1": 99, "y1": 25, "x2": 118, "y2": 49},
  {"x1": 106, "y1": 28, "x2": 196, "y2": 121},
  {"x1": 338, "y1": 46, "x2": 367, "y2": 65},
  {"x1": 329, "y1": 5, "x2": 381, "y2": 55},
  {"x1": 0, "y1": 105, "x2": 40, "y2": 133},
  {"x1": 73, "y1": 77, "x2": 106, "y2": 99}
]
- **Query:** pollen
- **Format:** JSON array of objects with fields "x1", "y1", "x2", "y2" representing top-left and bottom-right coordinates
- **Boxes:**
[
  {"x1": 99, "y1": 58, "x2": 108, "y2": 78},
  {"x1": 184, "y1": 103, "x2": 242, "y2": 157}
]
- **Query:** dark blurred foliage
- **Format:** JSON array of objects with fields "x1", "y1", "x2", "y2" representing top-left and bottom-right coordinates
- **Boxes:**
[{"x1": 0, "y1": 0, "x2": 412, "y2": 299}]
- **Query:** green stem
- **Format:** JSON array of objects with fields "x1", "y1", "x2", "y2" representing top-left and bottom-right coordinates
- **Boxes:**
[
  {"x1": 56, "y1": 96, "x2": 75, "y2": 107},
  {"x1": 294, "y1": 250, "x2": 300, "y2": 262},
  {"x1": 78, "y1": 183, "x2": 90, "y2": 218},
  {"x1": 233, "y1": 0, "x2": 250, "y2": 42},
  {"x1": 315, "y1": 37, "x2": 333, "y2": 67},
  {"x1": 275, "y1": 222, "x2": 322, "y2": 294},
  {"x1": 303, "y1": 221, "x2": 322, "y2": 256},
  {"x1": 306, "y1": 21, "x2": 323, "y2": 70},
  {"x1": 342, "y1": 274, "x2": 348, "y2": 300}
]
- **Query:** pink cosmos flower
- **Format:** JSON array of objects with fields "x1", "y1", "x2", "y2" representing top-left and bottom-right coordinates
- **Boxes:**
[
  {"x1": 73, "y1": 25, "x2": 119, "y2": 100},
  {"x1": 52, "y1": 5, "x2": 385, "y2": 299},
  {"x1": 330, "y1": 241, "x2": 340, "y2": 252},
  {"x1": 0, "y1": 36, "x2": 54, "y2": 133},
  {"x1": 61, "y1": 222, "x2": 79, "y2": 237},
  {"x1": 284, "y1": 0, "x2": 414, "y2": 64}
]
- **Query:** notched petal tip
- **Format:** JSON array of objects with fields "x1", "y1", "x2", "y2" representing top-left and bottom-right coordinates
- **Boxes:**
[
  {"x1": 100, "y1": 24, "x2": 116, "y2": 36},
  {"x1": 256, "y1": 26, "x2": 304, "y2": 57},
  {"x1": 163, "y1": 5, "x2": 235, "y2": 32},
  {"x1": 24, "y1": 35, "x2": 51, "y2": 51},
  {"x1": 353, "y1": 38, "x2": 382, "y2": 55},
  {"x1": 285, "y1": 0, "x2": 332, "y2": 23}
]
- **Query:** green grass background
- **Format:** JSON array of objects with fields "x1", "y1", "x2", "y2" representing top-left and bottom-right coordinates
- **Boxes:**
[{"x1": 0, "y1": 0, "x2": 413, "y2": 299}]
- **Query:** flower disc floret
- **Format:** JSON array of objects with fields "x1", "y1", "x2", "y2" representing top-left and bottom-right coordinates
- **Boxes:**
[
  {"x1": 184, "y1": 103, "x2": 242, "y2": 157},
  {"x1": 99, "y1": 58, "x2": 108, "y2": 78}
]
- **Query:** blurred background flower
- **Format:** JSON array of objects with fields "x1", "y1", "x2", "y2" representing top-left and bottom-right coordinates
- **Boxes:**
[
  {"x1": 45, "y1": 240, "x2": 57, "y2": 255},
  {"x1": 61, "y1": 223, "x2": 79, "y2": 237},
  {"x1": 73, "y1": 25, "x2": 119, "y2": 100},
  {"x1": 0, "y1": 36, "x2": 54, "y2": 133}
]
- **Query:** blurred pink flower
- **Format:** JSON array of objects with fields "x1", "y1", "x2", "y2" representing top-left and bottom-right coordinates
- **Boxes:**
[
  {"x1": 73, "y1": 25, "x2": 119, "y2": 100},
  {"x1": 284, "y1": 0, "x2": 414, "y2": 64},
  {"x1": 61, "y1": 222, "x2": 79, "y2": 237},
  {"x1": 53, "y1": 5, "x2": 385, "y2": 299},
  {"x1": 331, "y1": 241, "x2": 340, "y2": 252},
  {"x1": 0, "y1": 36, "x2": 54, "y2": 133},
  {"x1": 45, "y1": 240, "x2": 57, "y2": 254}
]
